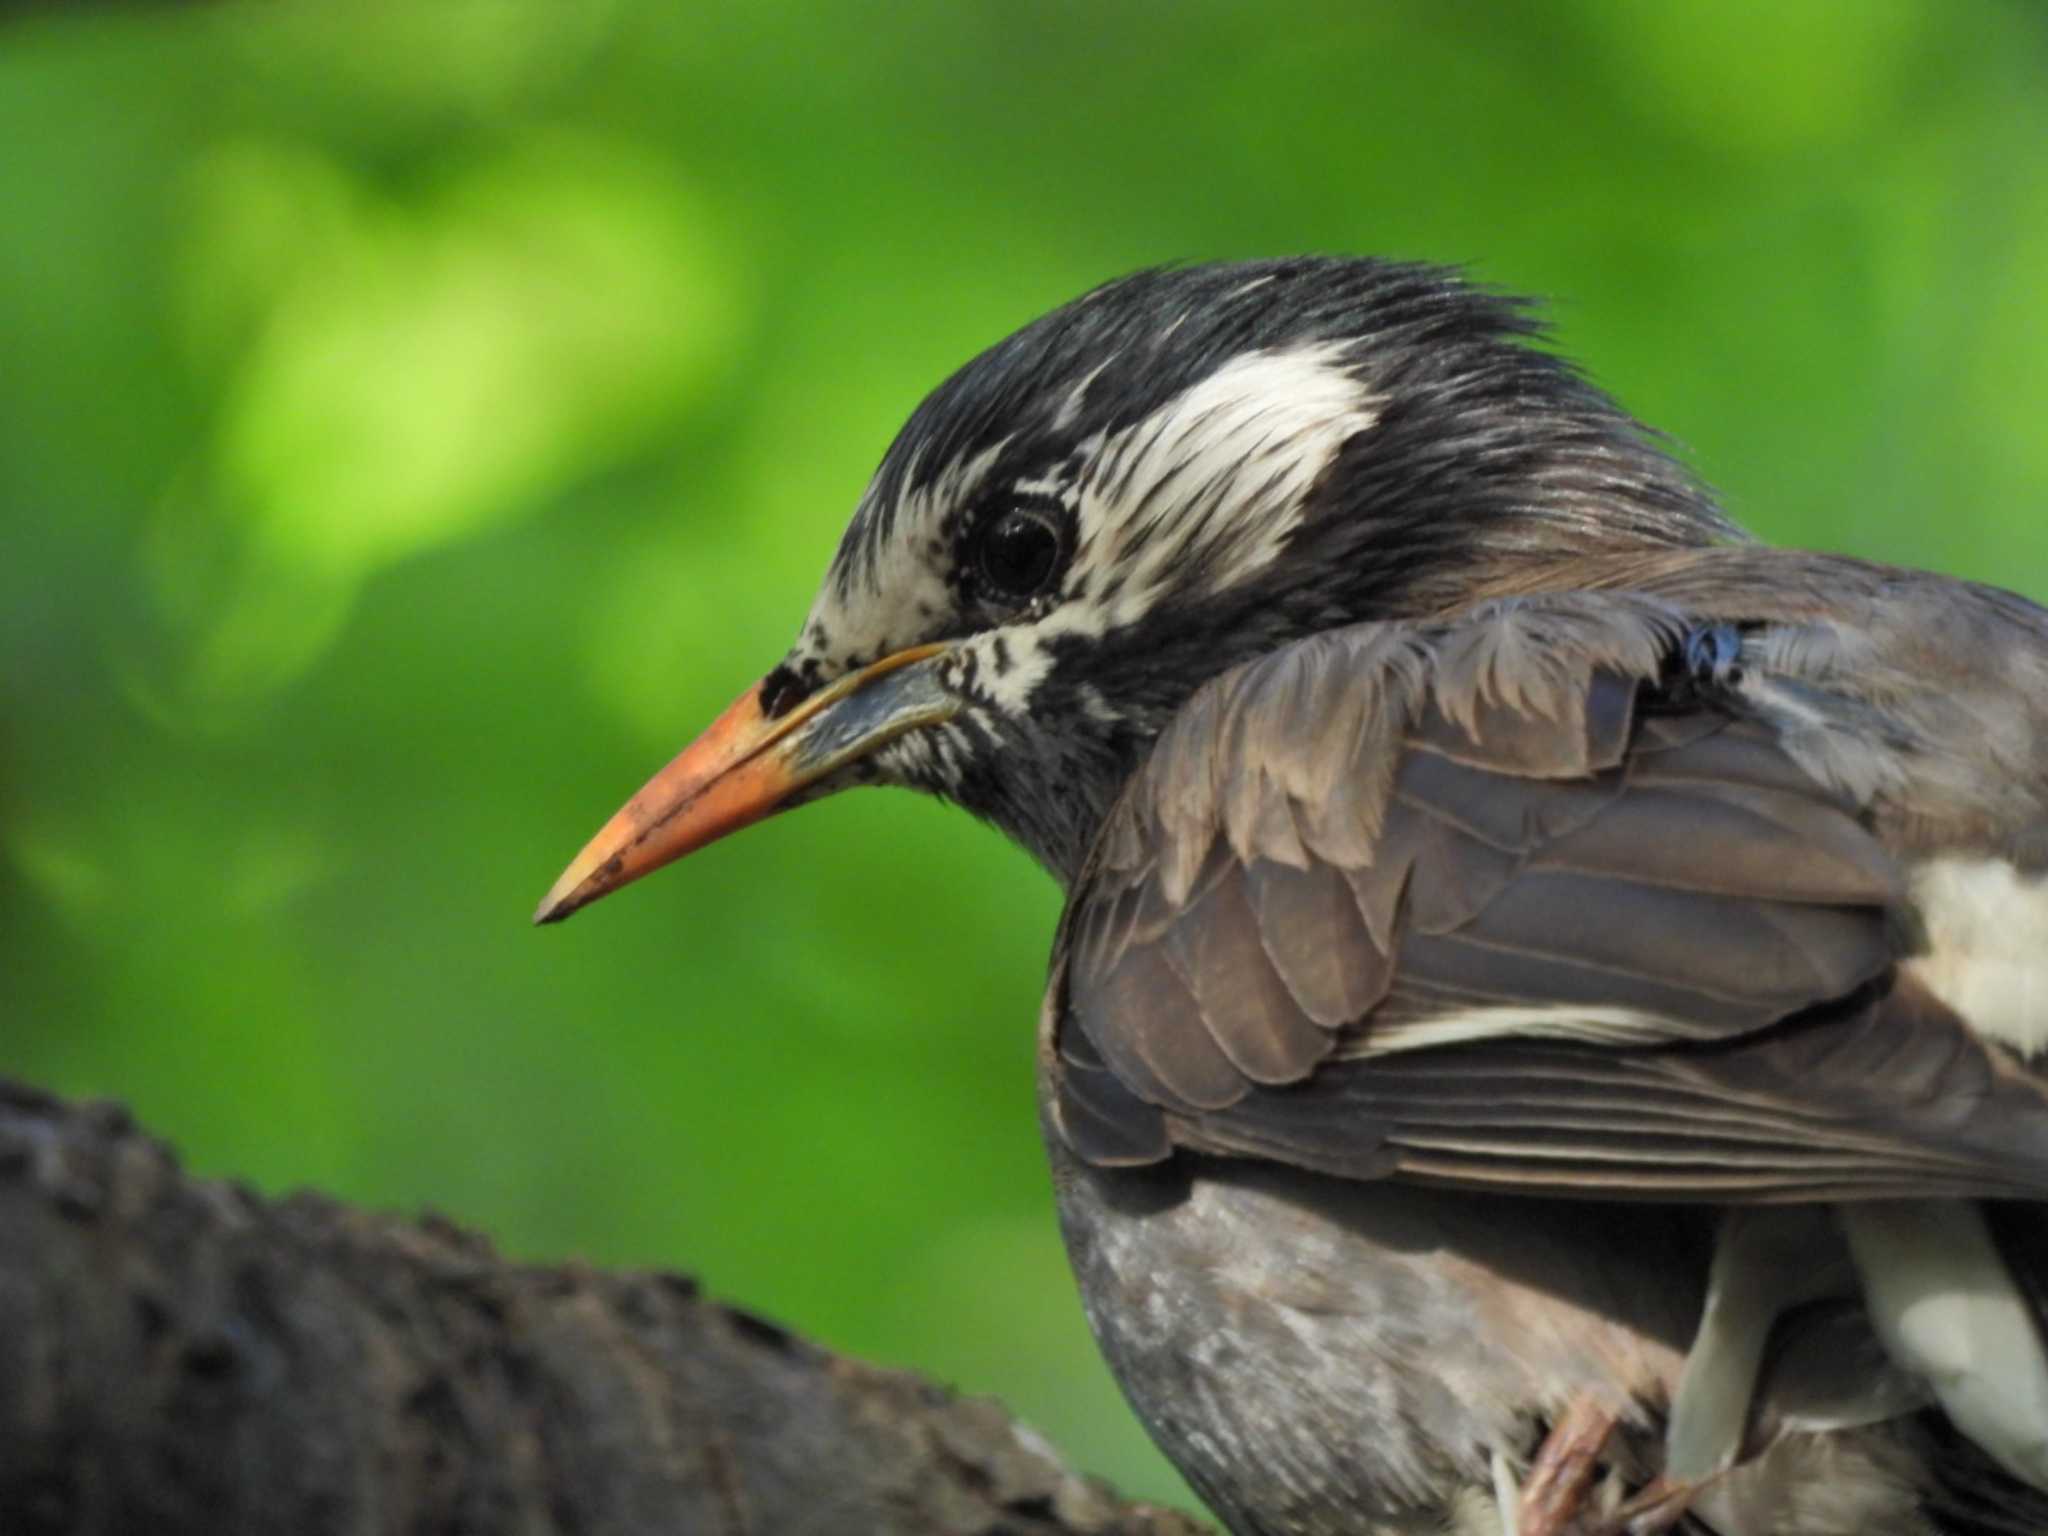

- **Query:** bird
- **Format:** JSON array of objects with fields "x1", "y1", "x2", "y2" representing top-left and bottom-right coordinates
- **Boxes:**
[{"x1": 535, "y1": 257, "x2": 2048, "y2": 1536}]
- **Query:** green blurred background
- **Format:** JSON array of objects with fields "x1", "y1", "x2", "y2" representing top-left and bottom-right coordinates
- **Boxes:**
[{"x1": 3, "y1": 0, "x2": 2045, "y2": 1514}]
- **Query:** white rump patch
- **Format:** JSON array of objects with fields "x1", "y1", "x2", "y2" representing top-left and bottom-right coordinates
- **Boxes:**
[{"x1": 1906, "y1": 856, "x2": 2048, "y2": 1057}]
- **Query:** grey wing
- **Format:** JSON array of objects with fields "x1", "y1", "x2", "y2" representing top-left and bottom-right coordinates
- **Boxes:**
[{"x1": 1046, "y1": 592, "x2": 2048, "y2": 1201}]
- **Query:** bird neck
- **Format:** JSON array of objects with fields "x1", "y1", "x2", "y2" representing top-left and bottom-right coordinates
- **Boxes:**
[{"x1": 988, "y1": 492, "x2": 1741, "y2": 889}]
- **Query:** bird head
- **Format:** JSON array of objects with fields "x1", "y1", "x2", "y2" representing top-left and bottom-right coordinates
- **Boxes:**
[{"x1": 536, "y1": 257, "x2": 1734, "y2": 921}]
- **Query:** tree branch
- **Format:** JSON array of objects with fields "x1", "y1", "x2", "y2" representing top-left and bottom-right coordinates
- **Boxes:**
[{"x1": 0, "y1": 1080, "x2": 1208, "y2": 1536}]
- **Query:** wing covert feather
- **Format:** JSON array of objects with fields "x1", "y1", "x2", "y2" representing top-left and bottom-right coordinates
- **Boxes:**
[{"x1": 1045, "y1": 593, "x2": 2048, "y2": 1202}]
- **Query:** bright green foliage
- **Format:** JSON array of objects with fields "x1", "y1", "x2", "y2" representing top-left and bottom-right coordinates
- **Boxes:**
[{"x1": 2, "y1": 1, "x2": 2044, "y2": 1510}]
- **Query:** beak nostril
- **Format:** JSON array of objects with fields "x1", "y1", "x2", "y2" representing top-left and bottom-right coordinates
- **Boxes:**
[
  {"x1": 758, "y1": 666, "x2": 809, "y2": 720},
  {"x1": 537, "y1": 645, "x2": 958, "y2": 924}
]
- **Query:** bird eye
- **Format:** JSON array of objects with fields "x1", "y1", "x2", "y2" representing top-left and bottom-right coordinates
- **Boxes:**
[{"x1": 974, "y1": 508, "x2": 1063, "y2": 600}]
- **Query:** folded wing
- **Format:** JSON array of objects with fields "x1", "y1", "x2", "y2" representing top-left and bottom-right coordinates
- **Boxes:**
[{"x1": 1047, "y1": 592, "x2": 2048, "y2": 1201}]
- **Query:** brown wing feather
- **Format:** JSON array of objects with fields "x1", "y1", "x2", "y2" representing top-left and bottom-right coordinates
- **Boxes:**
[{"x1": 1045, "y1": 592, "x2": 2048, "y2": 1201}]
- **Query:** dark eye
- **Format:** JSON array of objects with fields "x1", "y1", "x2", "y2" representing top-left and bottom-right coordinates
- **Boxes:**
[{"x1": 974, "y1": 508, "x2": 1063, "y2": 599}]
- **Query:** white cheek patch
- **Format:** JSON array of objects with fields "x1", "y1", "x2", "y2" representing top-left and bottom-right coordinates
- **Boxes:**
[
  {"x1": 958, "y1": 343, "x2": 1380, "y2": 718},
  {"x1": 790, "y1": 342, "x2": 1377, "y2": 719},
  {"x1": 1064, "y1": 341, "x2": 1379, "y2": 635}
]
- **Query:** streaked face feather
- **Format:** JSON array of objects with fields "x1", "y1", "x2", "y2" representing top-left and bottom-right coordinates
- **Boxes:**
[
  {"x1": 794, "y1": 340, "x2": 1381, "y2": 707},
  {"x1": 758, "y1": 258, "x2": 1732, "y2": 879}
]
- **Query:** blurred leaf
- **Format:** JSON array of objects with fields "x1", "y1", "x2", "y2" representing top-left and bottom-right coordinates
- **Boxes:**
[
  {"x1": 143, "y1": 130, "x2": 750, "y2": 709},
  {"x1": 1586, "y1": 0, "x2": 1935, "y2": 159}
]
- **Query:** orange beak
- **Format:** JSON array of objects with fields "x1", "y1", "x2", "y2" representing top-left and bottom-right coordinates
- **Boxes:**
[{"x1": 534, "y1": 643, "x2": 958, "y2": 925}]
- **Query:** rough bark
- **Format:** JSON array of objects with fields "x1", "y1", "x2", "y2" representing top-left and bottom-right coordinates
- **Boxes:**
[{"x1": 0, "y1": 1079, "x2": 1208, "y2": 1536}]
